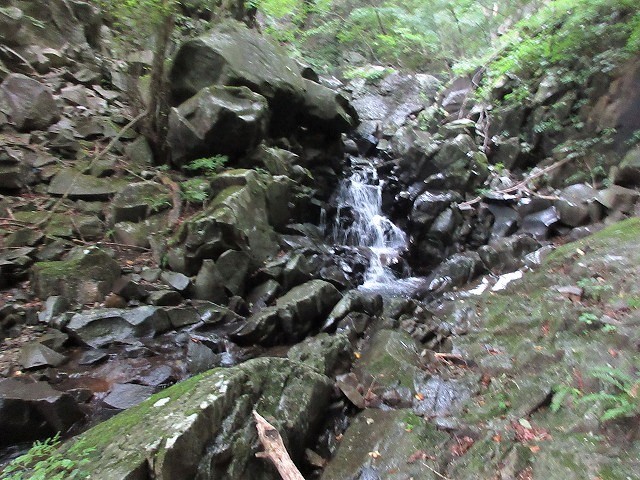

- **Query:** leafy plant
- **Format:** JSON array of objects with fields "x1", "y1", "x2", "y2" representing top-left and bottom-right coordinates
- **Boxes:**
[
  {"x1": 578, "y1": 312, "x2": 599, "y2": 326},
  {"x1": 577, "y1": 277, "x2": 613, "y2": 302},
  {"x1": 579, "y1": 366, "x2": 640, "y2": 421},
  {"x1": 550, "y1": 384, "x2": 581, "y2": 413},
  {"x1": 180, "y1": 178, "x2": 210, "y2": 205},
  {"x1": 0, "y1": 434, "x2": 95, "y2": 480},
  {"x1": 343, "y1": 65, "x2": 395, "y2": 83},
  {"x1": 184, "y1": 155, "x2": 228, "y2": 177}
]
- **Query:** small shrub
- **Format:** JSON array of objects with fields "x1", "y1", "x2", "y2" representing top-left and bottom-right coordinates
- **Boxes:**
[
  {"x1": 0, "y1": 434, "x2": 94, "y2": 480},
  {"x1": 184, "y1": 155, "x2": 228, "y2": 177},
  {"x1": 180, "y1": 178, "x2": 210, "y2": 205}
]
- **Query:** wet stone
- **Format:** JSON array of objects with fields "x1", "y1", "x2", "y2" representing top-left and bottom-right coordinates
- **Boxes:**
[
  {"x1": 19, "y1": 343, "x2": 68, "y2": 369},
  {"x1": 102, "y1": 383, "x2": 155, "y2": 410}
]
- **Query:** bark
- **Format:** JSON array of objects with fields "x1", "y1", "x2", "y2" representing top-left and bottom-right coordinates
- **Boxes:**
[{"x1": 253, "y1": 411, "x2": 304, "y2": 480}]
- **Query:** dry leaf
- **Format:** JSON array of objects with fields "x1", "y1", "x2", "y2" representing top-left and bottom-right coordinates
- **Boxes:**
[{"x1": 368, "y1": 451, "x2": 381, "y2": 459}]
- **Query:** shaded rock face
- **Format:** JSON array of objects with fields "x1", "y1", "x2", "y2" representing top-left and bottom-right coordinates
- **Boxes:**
[
  {"x1": 68, "y1": 358, "x2": 333, "y2": 480},
  {"x1": 169, "y1": 20, "x2": 355, "y2": 137},
  {"x1": 167, "y1": 85, "x2": 269, "y2": 166},
  {"x1": 0, "y1": 378, "x2": 84, "y2": 447},
  {"x1": 232, "y1": 279, "x2": 341, "y2": 345},
  {"x1": 0, "y1": 73, "x2": 60, "y2": 131}
]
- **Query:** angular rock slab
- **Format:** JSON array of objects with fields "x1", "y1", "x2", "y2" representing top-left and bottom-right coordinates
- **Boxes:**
[
  {"x1": 66, "y1": 306, "x2": 171, "y2": 348},
  {"x1": 0, "y1": 73, "x2": 60, "y2": 131},
  {"x1": 67, "y1": 358, "x2": 332, "y2": 480},
  {"x1": 31, "y1": 247, "x2": 121, "y2": 306},
  {"x1": 0, "y1": 378, "x2": 84, "y2": 447},
  {"x1": 232, "y1": 279, "x2": 341, "y2": 345}
]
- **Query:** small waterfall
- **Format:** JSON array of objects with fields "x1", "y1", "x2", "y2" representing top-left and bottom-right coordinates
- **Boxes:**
[{"x1": 332, "y1": 158, "x2": 413, "y2": 293}]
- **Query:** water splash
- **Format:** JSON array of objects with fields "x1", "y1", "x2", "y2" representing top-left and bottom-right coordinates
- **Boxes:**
[{"x1": 332, "y1": 158, "x2": 411, "y2": 292}]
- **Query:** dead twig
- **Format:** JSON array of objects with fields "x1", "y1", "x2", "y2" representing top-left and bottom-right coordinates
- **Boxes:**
[
  {"x1": 458, "y1": 155, "x2": 574, "y2": 209},
  {"x1": 253, "y1": 411, "x2": 304, "y2": 480}
]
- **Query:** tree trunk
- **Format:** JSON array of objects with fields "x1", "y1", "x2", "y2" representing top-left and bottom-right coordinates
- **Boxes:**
[{"x1": 147, "y1": 4, "x2": 175, "y2": 165}]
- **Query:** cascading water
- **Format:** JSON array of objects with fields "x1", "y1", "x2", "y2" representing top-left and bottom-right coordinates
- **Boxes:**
[{"x1": 332, "y1": 158, "x2": 419, "y2": 294}]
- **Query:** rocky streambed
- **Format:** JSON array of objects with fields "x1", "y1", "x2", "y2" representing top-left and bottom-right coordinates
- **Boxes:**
[{"x1": 2, "y1": 1, "x2": 640, "y2": 479}]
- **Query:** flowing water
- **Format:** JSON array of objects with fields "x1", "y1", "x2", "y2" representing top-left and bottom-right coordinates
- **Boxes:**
[{"x1": 332, "y1": 158, "x2": 422, "y2": 295}]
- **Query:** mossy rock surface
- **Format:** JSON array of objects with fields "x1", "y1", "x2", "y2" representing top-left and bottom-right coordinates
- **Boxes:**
[{"x1": 65, "y1": 357, "x2": 332, "y2": 480}]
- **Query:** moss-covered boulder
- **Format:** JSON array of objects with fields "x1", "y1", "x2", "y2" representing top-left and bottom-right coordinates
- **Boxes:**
[
  {"x1": 31, "y1": 247, "x2": 120, "y2": 305},
  {"x1": 322, "y1": 409, "x2": 450, "y2": 480},
  {"x1": 64, "y1": 357, "x2": 333, "y2": 480}
]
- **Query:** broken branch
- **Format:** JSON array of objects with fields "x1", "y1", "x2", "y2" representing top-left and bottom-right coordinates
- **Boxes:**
[{"x1": 253, "y1": 411, "x2": 304, "y2": 480}]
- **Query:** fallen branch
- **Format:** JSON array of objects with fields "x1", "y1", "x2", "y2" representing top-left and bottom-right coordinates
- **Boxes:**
[
  {"x1": 458, "y1": 155, "x2": 574, "y2": 209},
  {"x1": 253, "y1": 411, "x2": 304, "y2": 480}
]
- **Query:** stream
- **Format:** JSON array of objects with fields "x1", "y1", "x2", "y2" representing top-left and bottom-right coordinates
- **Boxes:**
[{"x1": 331, "y1": 157, "x2": 423, "y2": 295}]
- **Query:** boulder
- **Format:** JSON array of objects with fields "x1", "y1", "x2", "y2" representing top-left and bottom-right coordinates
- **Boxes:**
[
  {"x1": 48, "y1": 168, "x2": 126, "y2": 200},
  {"x1": 0, "y1": 378, "x2": 84, "y2": 447},
  {"x1": 299, "y1": 78, "x2": 357, "y2": 134},
  {"x1": 167, "y1": 86, "x2": 269, "y2": 166},
  {"x1": 322, "y1": 409, "x2": 449, "y2": 480},
  {"x1": 31, "y1": 248, "x2": 121, "y2": 306},
  {"x1": 66, "y1": 358, "x2": 332, "y2": 480},
  {"x1": 0, "y1": 73, "x2": 60, "y2": 131},
  {"x1": 19, "y1": 343, "x2": 67, "y2": 369},
  {"x1": 170, "y1": 20, "x2": 305, "y2": 126},
  {"x1": 232, "y1": 280, "x2": 341, "y2": 345},
  {"x1": 168, "y1": 170, "x2": 280, "y2": 274},
  {"x1": 287, "y1": 333, "x2": 352, "y2": 376},
  {"x1": 479, "y1": 234, "x2": 541, "y2": 274},
  {"x1": 65, "y1": 306, "x2": 171, "y2": 348},
  {"x1": 0, "y1": 6, "x2": 23, "y2": 44},
  {"x1": 110, "y1": 181, "x2": 172, "y2": 224}
]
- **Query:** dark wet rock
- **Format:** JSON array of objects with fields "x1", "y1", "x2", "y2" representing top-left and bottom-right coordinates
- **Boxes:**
[
  {"x1": 287, "y1": 333, "x2": 352, "y2": 376},
  {"x1": 78, "y1": 349, "x2": 109, "y2": 366},
  {"x1": 65, "y1": 306, "x2": 171, "y2": 348},
  {"x1": 0, "y1": 378, "x2": 84, "y2": 447},
  {"x1": 554, "y1": 183, "x2": 599, "y2": 227},
  {"x1": 0, "y1": 6, "x2": 23, "y2": 44},
  {"x1": 168, "y1": 86, "x2": 268, "y2": 166},
  {"x1": 413, "y1": 375, "x2": 478, "y2": 417},
  {"x1": 322, "y1": 409, "x2": 449, "y2": 480},
  {"x1": 68, "y1": 358, "x2": 332, "y2": 480},
  {"x1": 232, "y1": 279, "x2": 341, "y2": 345},
  {"x1": 491, "y1": 136, "x2": 523, "y2": 170},
  {"x1": 48, "y1": 168, "x2": 125, "y2": 200},
  {"x1": 299, "y1": 78, "x2": 357, "y2": 134},
  {"x1": 596, "y1": 185, "x2": 639, "y2": 213},
  {"x1": 103, "y1": 383, "x2": 155, "y2": 410},
  {"x1": 0, "y1": 73, "x2": 60, "y2": 131},
  {"x1": 112, "y1": 276, "x2": 148, "y2": 301},
  {"x1": 192, "y1": 259, "x2": 228, "y2": 303},
  {"x1": 168, "y1": 170, "x2": 280, "y2": 275},
  {"x1": 31, "y1": 248, "x2": 120, "y2": 306},
  {"x1": 520, "y1": 206, "x2": 559, "y2": 240},
  {"x1": 187, "y1": 341, "x2": 218, "y2": 374},
  {"x1": 420, "y1": 252, "x2": 484, "y2": 297},
  {"x1": 166, "y1": 306, "x2": 201, "y2": 329},
  {"x1": 411, "y1": 190, "x2": 462, "y2": 229},
  {"x1": 147, "y1": 290, "x2": 183, "y2": 306},
  {"x1": 161, "y1": 270, "x2": 191, "y2": 293},
  {"x1": 246, "y1": 279, "x2": 281, "y2": 314},
  {"x1": 37, "y1": 328, "x2": 69, "y2": 351},
  {"x1": 614, "y1": 145, "x2": 640, "y2": 186},
  {"x1": 486, "y1": 203, "x2": 519, "y2": 239},
  {"x1": 171, "y1": 20, "x2": 305, "y2": 109},
  {"x1": 110, "y1": 181, "x2": 171, "y2": 224},
  {"x1": 322, "y1": 290, "x2": 382, "y2": 331},
  {"x1": 19, "y1": 342, "x2": 67, "y2": 369},
  {"x1": 215, "y1": 249, "x2": 250, "y2": 296},
  {"x1": 479, "y1": 234, "x2": 541, "y2": 274}
]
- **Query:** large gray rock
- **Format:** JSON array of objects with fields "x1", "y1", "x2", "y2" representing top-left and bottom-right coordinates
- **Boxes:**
[
  {"x1": 66, "y1": 306, "x2": 171, "y2": 348},
  {"x1": 110, "y1": 181, "x2": 172, "y2": 224},
  {"x1": 31, "y1": 247, "x2": 121, "y2": 306},
  {"x1": 48, "y1": 168, "x2": 126, "y2": 200},
  {"x1": 232, "y1": 280, "x2": 341, "y2": 345},
  {"x1": 0, "y1": 378, "x2": 84, "y2": 447},
  {"x1": 167, "y1": 85, "x2": 268, "y2": 166},
  {"x1": 299, "y1": 78, "x2": 357, "y2": 134},
  {"x1": 66, "y1": 358, "x2": 333, "y2": 480},
  {"x1": 167, "y1": 170, "x2": 280, "y2": 275},
  {"x1": 171, "y1": 21, "x2": 305, "y2": 106},
  {"x1": 0, "y1": 73, "x2": 60, "y2": 131}
]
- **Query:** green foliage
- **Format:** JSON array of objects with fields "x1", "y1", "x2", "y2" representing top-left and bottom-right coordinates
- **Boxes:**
[
  {"x1": 0, "y1": 434, "x2": 95, "y2": 480},
  {"x1": 184, "y1": 155, "x2": 228, "y2": 177},
  {"x1": 478, "y1": 0, "x2": 640, "y2": 101},
  {"x1": 577, "y1": 277, "x2": 613, "y2": 302},
  {"x1": 550, "y1": 384, "x2": 581, "y2": 413},
  {"x1": 578, "y1": 311, "x2": 599, "y2": 326},
  {"x1": 343, "y1": 66, "x2": 395, "y2": 83},
  {"x1": 180, "y1": 178, "x2": 210, "y2": 205},
  {"x1": 580, "y1": 366, "x2": 640, "y2": 421}
]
